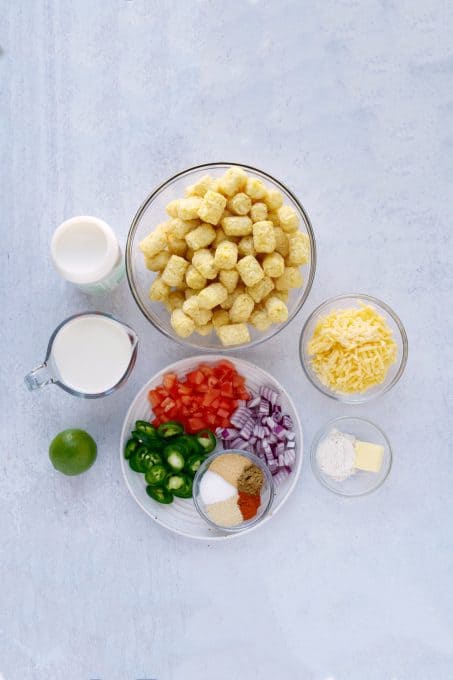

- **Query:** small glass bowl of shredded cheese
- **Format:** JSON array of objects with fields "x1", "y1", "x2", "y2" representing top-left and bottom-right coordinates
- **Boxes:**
[{"x1": 299, "y1": 294, "x2": 408, "y2": 403}]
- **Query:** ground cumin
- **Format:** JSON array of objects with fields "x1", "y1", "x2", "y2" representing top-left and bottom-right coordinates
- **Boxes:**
[{"x1": 237, "y1": 463, "x2": 264, "y2": 495}]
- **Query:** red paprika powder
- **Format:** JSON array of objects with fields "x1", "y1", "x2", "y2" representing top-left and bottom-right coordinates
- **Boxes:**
[{"x1": 238, "y1": 491, "x2": 260, "y2": 520}]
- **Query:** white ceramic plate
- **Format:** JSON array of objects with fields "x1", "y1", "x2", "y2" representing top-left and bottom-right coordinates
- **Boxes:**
[{"x1": 120, "y1": 355, "x2": 303, "y2": 540}]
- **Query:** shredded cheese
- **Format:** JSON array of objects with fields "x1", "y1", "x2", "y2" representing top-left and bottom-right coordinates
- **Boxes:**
[{"x1": 307, "y1": 303, "x2": 397, "y2": 393}]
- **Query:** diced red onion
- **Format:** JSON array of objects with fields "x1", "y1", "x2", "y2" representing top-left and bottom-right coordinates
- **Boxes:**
[
  {"x1": 259, "y1": 385, "x2": 279, "y2": 405},
  {"x1": 218, "y1": 386, "x2": 296, "y2": 480},
  {"x1": 273, "y1": 468, "x2": 290, "y2": 485}
]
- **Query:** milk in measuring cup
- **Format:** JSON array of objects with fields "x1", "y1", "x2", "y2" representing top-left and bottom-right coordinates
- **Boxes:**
[
  {"x1": 51, "y1": 315, "x2": 133, "y2": 394},
  {"x1": 51, "y1": 216, "x2": 125, "y2": 294}
]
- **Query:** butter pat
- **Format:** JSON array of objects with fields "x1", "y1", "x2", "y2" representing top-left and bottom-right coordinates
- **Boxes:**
[{"x1": 354, "y1": 440, "x2": 384, "y2": 473}]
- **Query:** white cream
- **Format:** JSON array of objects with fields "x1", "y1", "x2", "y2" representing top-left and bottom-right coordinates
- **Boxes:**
[
  {"x1": 199, "y1": 470, "x2": 237, "y2": 505},
  {"x1": 51, "y1": 315, "x2": 133, "y2": 394},
  {"x1": 51, "y1": 216, "x2": 124, "y2": 294}
]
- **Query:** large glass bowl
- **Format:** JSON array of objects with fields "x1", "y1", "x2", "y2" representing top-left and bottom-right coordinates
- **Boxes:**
[
  {"x1": 126, "y1": 162, "x2": 316, "y2": 351},
  {"x1": 299, "y1": 294, "x2": 408, "y2": 403}
]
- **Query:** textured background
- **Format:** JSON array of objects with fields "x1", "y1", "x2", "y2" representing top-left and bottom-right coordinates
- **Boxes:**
[{"x1": 1, "y1": 1, "x2": 453, "y2": 679}]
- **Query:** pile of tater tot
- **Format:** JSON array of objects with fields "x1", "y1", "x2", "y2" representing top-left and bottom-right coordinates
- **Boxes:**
[{"x1": 139, "y1": 166, "x2": 310, "y2": 346}]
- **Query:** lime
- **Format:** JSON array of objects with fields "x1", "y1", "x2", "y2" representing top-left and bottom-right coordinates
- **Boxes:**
[{"x1": 49, "y1": 429, "x2": 97, "y2": 476}]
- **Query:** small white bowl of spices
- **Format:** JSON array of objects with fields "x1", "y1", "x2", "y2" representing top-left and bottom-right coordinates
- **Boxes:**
[
  {"x1": 193, "y1": 450, "x2": 274, "y2": 532},
  {"x1": 310, "y1": 416, "x2": 392, "y2": 496}
]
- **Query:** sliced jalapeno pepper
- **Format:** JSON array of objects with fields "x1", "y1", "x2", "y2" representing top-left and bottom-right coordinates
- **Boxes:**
[
  {"x1": 157, "y1": 421, "x2": 184, "y2": 439},
  {"x1": 146, "y1": 485, "x2": 173, "y2": 504},
  {"x1": 135, "y1": 421, "x2": 158, "y2": 437},
  {"x1": 164, "y1": 472, "x2": 193, "y2": 499},
  {"x1": 163, "y1": 443, "x2": 186, "y2": 472},
  {"x1": 129, "y1": 447, "x2": 162, "y2": 473},
  {"x1": 185, "y1": 453, "x2": 206, "y2": 477},
  {"x1": 173, "y1": 434, "x2": 202, "y2": 456},
  {"x1": 195, "y1": 429, "x2": 217, "y2": 454},
  {"x1": 124, "y1": 438, "x2": 139, "y2": 460},
  {"x1": 145, "y1": 464, "x2": 167, "y2": 487},
  {"x1": 131, "y1": 429, "x2": 163, "y2": 450}
]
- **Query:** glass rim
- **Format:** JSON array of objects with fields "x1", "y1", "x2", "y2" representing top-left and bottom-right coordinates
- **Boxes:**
[
  {"x1": 299, "y1": 293, "x2": 409, "y2": 403},
  {"x1": 126, "y1": 161, "x2": 317, "y2": 352},
  {"x1": 310, "y1": 415, "x2": 393, "y2": 497},
  {"x1": 192, "y1": 448, "x2": 275, "y2": 533}
]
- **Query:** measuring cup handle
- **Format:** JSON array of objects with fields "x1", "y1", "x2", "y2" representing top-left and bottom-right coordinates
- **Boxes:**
[{"x1": 24, "y1": 363, "x2": 54, "y2": 391}]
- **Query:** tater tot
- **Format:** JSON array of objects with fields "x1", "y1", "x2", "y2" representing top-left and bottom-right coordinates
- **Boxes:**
[
  {"x1": 176, "y1": 197, "x2": 203, "y2": 221},
  {"x1": 275, "y1": 266, "x2": 303, "y2": 290},
  {"x1": 247, "y1": 276, "x2": 275, "y2": 303},
  {"x1": 168, "y1": 217, "x2": 197, "y2": 240},
  {"x1": 227, "y1": 192, "x2": 252, "y2": 216},
  {"x1": 250, "y1": 308, "x2": 272, "y2": 331},
  {"x1": 166, "y1": 234, "x2": 187, "y2": 256},
  {"x1": 220, "y1": 285, "x2": 245, "y2": 310},
  {"x1": 250, "y1": 202, "x2": 268, "y2": 223},
  {"x1": 148, "y1": 277, "x2": 170, "y2": 301},
  {"x1": 273, "y1": 290, "x2": 289, "y2": 303},
  {"x1": 287, "y1": 232, "x2": 310, "y2": 265},
  {"x1": 197, "y1": 190, "x2": 227, "y2": 225},
  {"x1": 237, "y1": 236, "x2": 256, "y2": 257},
  {"x1": 262, "y1": 252, "x2": 285, "y2": 278},
  {"x1": 185, "y1": 264, "x2": 207, "y2": 290},
  {"x1": 182, "y1": 297, "x2": 213, "y2": 325},
  {"x1": 265, "y1": 296, "x2": 289, "y2": 323},
  {"x1": 229, "y1": 293, "x2": 255, "y2": 323},
  {"x1": 161, "y1": 255, "x2": 189, "y2": 287},
  {"x1": 218, "y1": 166, "x2": 248, "y2": 196},
  {"x1": 222, "y1": 216, "x2": 253, "y2": 237},
  {"x1": 213, "y1": 227, "x2": 228, "y2": 247},
  {"x1": 145, "y1": 250, "x2": 171, "y2": 271},
  {"x1": 171, "y1": 309, "x2": 195, "y2": 338},
  {"x1": 197, "y1": 282, "x2": 228, "y2": 310},
  {"x1": 140, "y1": 230, "x2": 167, "y2": 258},
  {"x1": 166, "y1": 200, "x2": 180, "y2": 218},
  {"x1": 277, "y1": 205, "x2": 300, "y2": 233},
  {"x1": 219, "y1": 269, "x2": 239, "y2": 293},
  {"x1": 195, "y1": 322, "x2": 214, "y2": 336},
  {"x1": 236, "y1": 255, "x2": 264, "y2": 287},
  {"x1": 245, "y1": 177, "x2": 267, "y2": 200},
  {"x1": 192, "y1": 249, "x2": 218, "y2": 279},
  {"x1": 214, "y1": 241, "x2": 238, "y2": 270},
  {"x1": 185, "y1": 223, "x2": 216, "y2": 250},
  {"x1": 185, "y1": 174, "x2": 213, "y2": 197},
  {"x1": 212, "y1": 309, "x2": 230, "y2": 328},
  {"x1": 274, "y1": 227, "x2": 289, "y2": 257},
  {"x1": 252, "y1": 220, "x2": 276, "y2": 253},
  {"x1": 264, "y1": 189, "x2": 284, "y2": 211},
  {"x1": 216, "y1": 323, "x2": 251, "y2": 347},
  {"x1": 166, "y1": 290, "x2": 185, "y2": 310}
]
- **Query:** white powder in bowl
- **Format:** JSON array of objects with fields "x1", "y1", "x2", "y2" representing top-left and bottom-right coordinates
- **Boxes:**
[{"x1": 316, "y1": 428, "x2": 356, "y2": 481}]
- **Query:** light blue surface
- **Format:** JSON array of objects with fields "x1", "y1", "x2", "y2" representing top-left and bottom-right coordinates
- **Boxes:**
[{"x1": 1, "y1": 1, "x2": 453, "y2": 678}]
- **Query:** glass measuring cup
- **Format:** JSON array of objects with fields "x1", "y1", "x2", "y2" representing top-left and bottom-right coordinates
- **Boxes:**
[{"x1": 24, "y1": 312, "x2": 138, "y2": 398}]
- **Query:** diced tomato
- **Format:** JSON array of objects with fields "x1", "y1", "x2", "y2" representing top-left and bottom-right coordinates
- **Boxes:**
[
  {"x1": 187, "y1": 417, "x2": 205, "y2": 433},
  {"x1": 217, "y1": 408, "x2": 230, "y2": 419},
  {"x1": 148, "y1": 360, "x2": 249, "y2": 433},
  {"x1": 220, "y1": 382, "x2": 234, "y2": 398}
]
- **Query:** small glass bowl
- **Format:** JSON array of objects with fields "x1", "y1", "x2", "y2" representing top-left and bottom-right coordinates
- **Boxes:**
[
  {"x1": 126, "y1": 162, "x2": 316, "y2": 351},
  {"x1": 299, "y1": 294, "x2": 408, "y2": 403},
  {"x1": 193, "y1": 450, "x2": 275, "y2": 533},
  {"x1": 311, "y1": 416, "x2": 392, "y2": 496}
]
